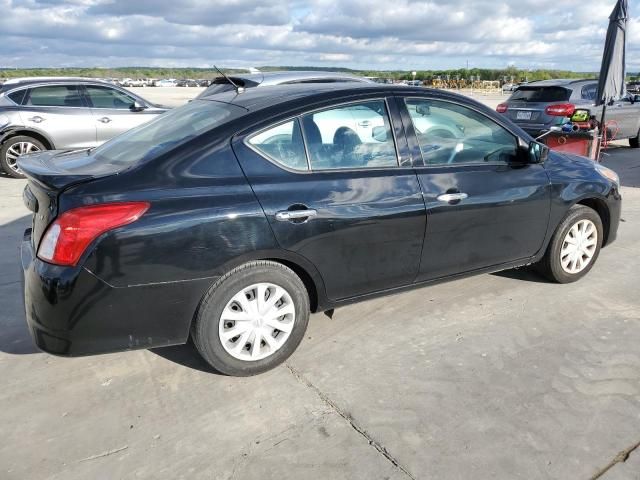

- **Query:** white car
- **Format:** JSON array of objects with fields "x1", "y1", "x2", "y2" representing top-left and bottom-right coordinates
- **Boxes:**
[{"x1": 155, "y1": 79, "x2": 178, "y2": 87}]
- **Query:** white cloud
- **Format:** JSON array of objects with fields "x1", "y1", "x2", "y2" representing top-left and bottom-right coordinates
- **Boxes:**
[{"x1": 0, "y1": 0, "x2": 638, "y2": 71}]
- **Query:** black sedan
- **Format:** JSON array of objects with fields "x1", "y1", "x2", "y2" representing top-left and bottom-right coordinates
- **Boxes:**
[{"x1": 19, "y1": 84, "x2": 622, "y2": 376}]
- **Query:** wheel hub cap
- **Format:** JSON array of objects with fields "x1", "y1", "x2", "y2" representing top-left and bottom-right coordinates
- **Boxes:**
[
  {"x1": 218, "y1": 282, "x2": 296, "y2": 361},
  {"x1": 560, "y1": 219, "x2": 598, "y2": 274}
]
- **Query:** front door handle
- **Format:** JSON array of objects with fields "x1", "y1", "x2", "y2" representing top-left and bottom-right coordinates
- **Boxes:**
[
  {"x1": 437, "y1": 193, "x2": 468, "y2": 203},
  {"x1": 275, "y1": 209, "x2": 317, "y2": 222},
  {"x1": 98, "y1": 117, "x2": 112, "y2": 124},
  {"x1": 358, "y1": 120, "x2": 371, "y2": 127},
  {"x1": 27, "y1": 116, "x2": 44, "y2": 123}
]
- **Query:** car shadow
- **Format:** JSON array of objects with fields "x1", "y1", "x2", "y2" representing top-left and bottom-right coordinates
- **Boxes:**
[
  {"x1": 491, "y1": 267, "x2": 549, "y2": 284},
  {"x1": 0, "y1": 214, "x2": 40, "y2": 355},
  {"x1": 149, "y1": 341, "x2": 223, "y2": 375}
]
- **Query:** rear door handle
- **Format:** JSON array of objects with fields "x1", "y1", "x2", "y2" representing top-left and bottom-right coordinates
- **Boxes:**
[
  {"x1": 437, "y1": 193, "x2": 468, "y2": 203},
  {"x1": 98, "y1": 117, "x2": 112, "y2": 124},
  {"x1": 27, "y1": 116, "x2": 44, "y2": 123},
  {"x1": 358, "y1": 120, "x2": 371, "y2": 127},
  {"x1": 275, "y1": 209, "x2": 317, "y2": 222}
]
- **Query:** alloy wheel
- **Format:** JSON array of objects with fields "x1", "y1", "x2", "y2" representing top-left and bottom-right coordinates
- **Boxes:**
[
  {"x1": 560, "y1": 219, "x2": 598, "y2": 274},
  {"x1": 5, "y1": 141, "x2": 41, "y2": 173},
  {"x1": 218, "y1": 282, "x2": 296, "y2": 361}
]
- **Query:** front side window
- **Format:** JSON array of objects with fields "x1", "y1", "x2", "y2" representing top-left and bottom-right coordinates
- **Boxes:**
[
  {"x1": 85, "y1": 85, "x2": 136, "y2": 109},
  {"x1": 26, "y1": 85, "x2": 83, "y2": 107},
  {"x1": 300, "y1": 100, "x2": 397, "y2": 170},
  {"x1": 405, "y1": 98, "x2": 518, "y2": 165},
  {"x1": 248, "y1": 120, "x2": 308, "y2": 171}
]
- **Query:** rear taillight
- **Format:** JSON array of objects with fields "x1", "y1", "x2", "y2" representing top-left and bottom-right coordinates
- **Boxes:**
[
  {"x1": 496, "y1": 103, "x2": 508, "y2": 113},
  {"x1": 37, "y1": 202, "x2": 150, "y2": 266},
  {"x1": 545, "y1": 103, "x2": 576, "y2": 117}
]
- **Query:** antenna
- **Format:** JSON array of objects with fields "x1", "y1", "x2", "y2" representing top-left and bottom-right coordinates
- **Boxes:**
[{"x1": 214, "y1": 65, "x2": 244, "y2": 94}]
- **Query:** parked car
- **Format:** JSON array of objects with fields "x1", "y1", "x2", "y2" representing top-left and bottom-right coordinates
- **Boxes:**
[
  {"x1": 176, "y1": 79, "x2": 199, "y2": 87},
  {"x1": 195, "y1": 70, "x2": 372, "y2": 99},
  {"x1": 155, "y1": 79, "x2": 178, "y2": 87},
  {"x1": 627, "y1": 81, "x2": 640, "y2": 94},
  {"x1": 19, "y1": 84, "x2": 621, "y2": 376},
  {"x1": 497, "y1": 79, "x2": 640, "y2": 147},
  {"x1": 0, "y1": 77, "x2": 167, "y2": 177}
]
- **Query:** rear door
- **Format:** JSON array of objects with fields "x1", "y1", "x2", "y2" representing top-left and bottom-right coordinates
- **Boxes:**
[
  {"x1": 609, "y1": 95, "x2": 640, "y2": 138},
  {"x1": 399, "y1": 96, "x2": 551, "y2": 281},
  {"x1": 233, "y1": 98, "x2": 426, "y2": 300},
  {"x1": 83, "y1": 85, "x2": 156, "y2": 143},
  {"x1": 20, "y1": 84, "x2": 97, "y2": 149}
]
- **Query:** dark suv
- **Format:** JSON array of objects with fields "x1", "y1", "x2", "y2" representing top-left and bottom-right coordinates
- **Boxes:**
[{"x1": 497, "y1": 79, "x2": 640, "y2": 147}]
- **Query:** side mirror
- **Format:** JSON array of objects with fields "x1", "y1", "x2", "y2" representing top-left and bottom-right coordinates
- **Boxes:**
[
  {"x1": 528, "y1": 141, "x2": 549, "y2": 164},
  {"x1": 416, "y1": 104, "x2": 431, "y2": 116},
  {"x1": 131, "y1": 100, "x2": 147, "y2": 112},
  {"x1": 372, "y1": 126, "x2": 387, "y2": 142}
]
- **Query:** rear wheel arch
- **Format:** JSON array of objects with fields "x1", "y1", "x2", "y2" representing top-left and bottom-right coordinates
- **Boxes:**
[{"x1": 2, "y1": 129, "x2": 54, "y2": 150}]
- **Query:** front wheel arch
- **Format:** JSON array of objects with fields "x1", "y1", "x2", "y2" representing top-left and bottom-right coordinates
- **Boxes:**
[{"x1": 575, "y1": 197, "x2": 611, "y2": 246}]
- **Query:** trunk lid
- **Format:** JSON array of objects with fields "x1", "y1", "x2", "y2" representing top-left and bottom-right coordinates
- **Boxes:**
[{"x1": 19, "y1": 149, "x2": 118, "y2": 248}]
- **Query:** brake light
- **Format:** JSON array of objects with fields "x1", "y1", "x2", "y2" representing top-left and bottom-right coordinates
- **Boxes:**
[
  {"x1": 37, "y1": 202, "x2": 150, "y2": 266},
  {"x1": 545, "y1": 103, "x2": 576, "y2": 117},
  {"x1": 496, "y1": 103, "x2": 508, "y2": 113}
]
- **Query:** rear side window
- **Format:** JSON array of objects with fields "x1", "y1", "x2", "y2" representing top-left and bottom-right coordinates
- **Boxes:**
[
  {"x1": 301, "y1": 100, "x2": 397, "y2": 170},
  {"x1": 248, "y1": 120, "x2": 308, "y2": 171},
  {"x1": 510, "y1": 87, "x2": 570, "y2": 102},
  {"x1": 85, "y1": 86, "x2": 135, "y2": 109},
  {"x1": 26, "y1": 85, "x2": 84, "y2": 107},
  {"x1": 7, "y1": 89, "x2": 26, "y2": 105}
]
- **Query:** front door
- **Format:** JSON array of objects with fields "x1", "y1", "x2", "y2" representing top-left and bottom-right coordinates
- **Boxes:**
[
  {"x1": 399, "y1": 96, "x2": 552, "y2": 281},
  {"x1": 19, "y1": 84, "x2": 97, "y2": 149},
  {"x1": 234, "y1": 98, "x2": 426, "y2": 300},
  {"x1": 83, "y1": 85, "x2": 154, "y2": 144}
]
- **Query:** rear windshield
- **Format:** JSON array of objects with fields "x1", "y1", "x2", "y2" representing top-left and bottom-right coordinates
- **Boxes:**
[
  {"x1": 92, "y1": 100, "x2": 245, "y2": 167},
  {"x1": 510, "y1": 86, "x2": 571, "y2": 102}
]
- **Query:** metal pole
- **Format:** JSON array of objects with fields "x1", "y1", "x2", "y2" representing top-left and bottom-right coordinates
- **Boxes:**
[{"x1": 597, "y1": 104, "x2": 607, "y2": 162}]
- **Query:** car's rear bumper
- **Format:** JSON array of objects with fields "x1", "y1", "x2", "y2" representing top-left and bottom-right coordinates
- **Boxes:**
[{"x1": 21, "y1": 228, "x2": 212, "y2": 356}]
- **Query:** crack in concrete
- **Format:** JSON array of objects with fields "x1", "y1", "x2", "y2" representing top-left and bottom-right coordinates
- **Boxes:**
[
  {"x1": 589, "y1": 439, "x2": 640, "y2": 480},
  {"x1": 285, "y1": 363, "x2": 416, "y2": 480}
]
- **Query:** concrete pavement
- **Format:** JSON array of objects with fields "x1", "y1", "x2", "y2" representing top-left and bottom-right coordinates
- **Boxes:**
[{"x1": 0, "y1": 144, "x2": 638, "y2": 480}]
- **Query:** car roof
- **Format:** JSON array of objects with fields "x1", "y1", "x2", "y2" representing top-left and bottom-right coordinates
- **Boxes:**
[
  {"x1": 0, "y1": 77, "x2": 113, "y2": 92},
  {"x1": 224, "y1": 70, "x2": 372, "y2": 86},
  {"x1": 523, "y1": 78, "x2": 596, "y2": 87},
  {"x1": 201, "y1": 82, "x2": 470, "y2": 113}
]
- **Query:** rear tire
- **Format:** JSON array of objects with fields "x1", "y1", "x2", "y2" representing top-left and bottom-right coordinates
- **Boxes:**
[
  {"x1": 191, "y1": 261, "x2": 310, "y2": 376},
  {"x1": 1, "y1": 135, "x2": 45, "y2": 178},
  {"x1": 535, "y1": 205, "x2": 603, "y2": 283},
  {"x1": 629, "y1": 131, "x2": 639, "y2": 148}
]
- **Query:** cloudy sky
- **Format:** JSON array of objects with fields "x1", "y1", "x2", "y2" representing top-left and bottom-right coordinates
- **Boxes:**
[{"x1": 1, "y1": 0, "x2": 639, "y2": 71}]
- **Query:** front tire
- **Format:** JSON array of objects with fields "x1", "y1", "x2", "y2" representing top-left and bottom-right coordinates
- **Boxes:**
[
  {"x1": 630, "y1": 131, "x2": 639, "y2": 148},
  {"x1": 0, "y1": 135, "x2": 45, "y2": 178},
  {"x1": 192, "y1": 261, "x2": 310, "y2": 376},
  {"x1": 536, "y1": 205, "x2": 603, "y2": 283}
]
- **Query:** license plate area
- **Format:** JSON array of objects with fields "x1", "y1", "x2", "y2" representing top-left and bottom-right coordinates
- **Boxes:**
[{"x1": 516, "y1": 111, "x2": 533, "y2": 120}]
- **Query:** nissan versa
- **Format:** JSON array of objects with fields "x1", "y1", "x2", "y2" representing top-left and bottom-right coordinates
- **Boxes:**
[{"x1": 19, "y1": 84, "x2": 621, "y2": 376}]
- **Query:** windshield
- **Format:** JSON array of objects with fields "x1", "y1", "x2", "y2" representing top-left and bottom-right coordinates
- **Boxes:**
[
  {"x1": 92, "y1": 100, "x2": 245, "y2": 167},
  {"x1": 510, "y1": 86, "x2": 571, "y2": 102}
]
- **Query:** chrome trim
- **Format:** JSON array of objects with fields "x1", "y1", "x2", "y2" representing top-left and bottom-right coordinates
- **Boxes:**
[{"x1": 275, "y1": 209, "x2": 318, "y2": 221}]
